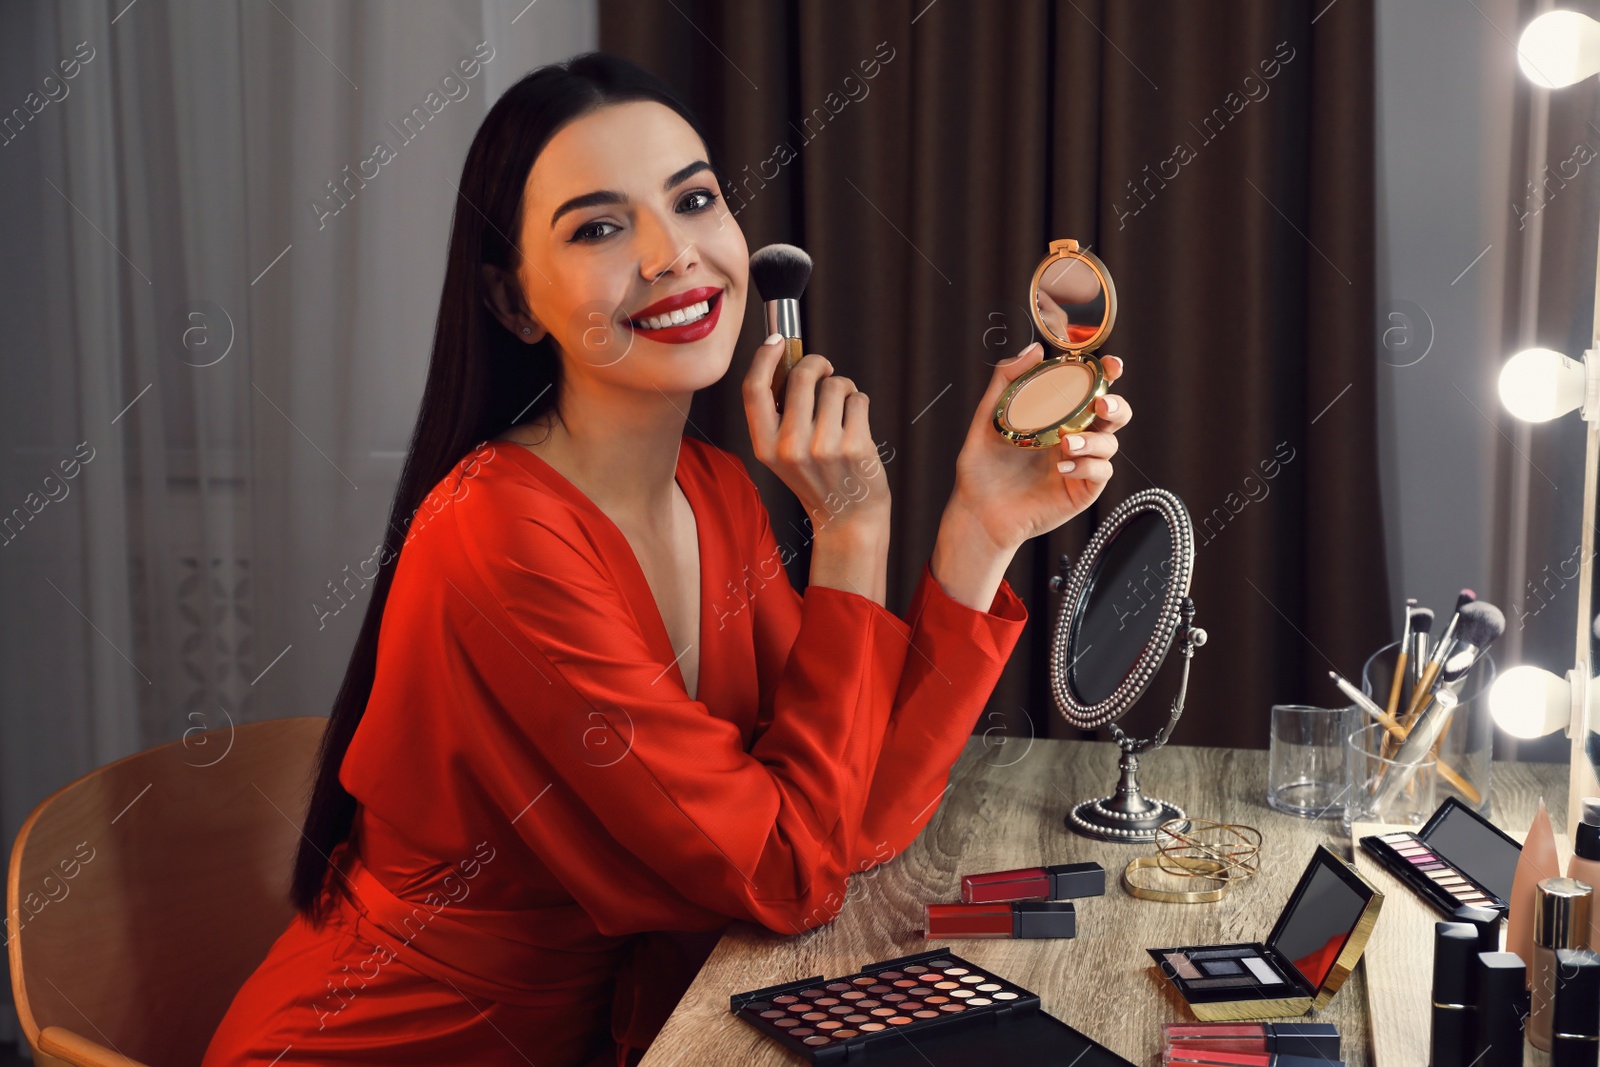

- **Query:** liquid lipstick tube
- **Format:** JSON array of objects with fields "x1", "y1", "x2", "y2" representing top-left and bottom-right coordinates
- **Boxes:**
[
  {"x1": 923, "y1": 901, "x2": 1076, "y2": 939},
  {"x1": 1163, "y1": 1051, "x2": 1343, "y2": 1066},
  {"x1": 1474, "y1": 951, "x2": 1529, "y2": 1067},
  {"x1": 959, "y1": 860, "x2": 1105, "y2": 903},
  {"x1": 1553, "y1": 947, "x2": 1600, "y2": 1065},
  {"x1": 1431, "y1": 922, "x2": 1477, "y2": 1066},
  {"x1": 1161, "y1": 1022, "x2": 1339, "y2": 1058}
]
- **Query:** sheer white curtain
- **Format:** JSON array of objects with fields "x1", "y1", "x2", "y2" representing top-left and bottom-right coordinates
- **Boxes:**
[{"x1": 0, "y1": 0, "x2": 595, "y2": 1047}]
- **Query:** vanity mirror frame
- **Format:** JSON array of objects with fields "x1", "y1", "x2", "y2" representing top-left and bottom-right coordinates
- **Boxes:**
[
  {"x1": 992, "y1": 238, "x2": 1117, "y2": 449},
  {"x1": 1049, "y1": 487, "x2": 1207, "y2": 841}
]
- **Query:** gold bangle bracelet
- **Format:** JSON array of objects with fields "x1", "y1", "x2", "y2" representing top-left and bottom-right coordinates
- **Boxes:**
[{"x1": 1122, "y1": 855, "x2": 1230, "y2": 903}]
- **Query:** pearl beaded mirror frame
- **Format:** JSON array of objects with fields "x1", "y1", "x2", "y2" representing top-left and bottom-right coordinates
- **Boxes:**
[{"x1": 1049, "y1": 488, "x2": 1208, "y2": 842}]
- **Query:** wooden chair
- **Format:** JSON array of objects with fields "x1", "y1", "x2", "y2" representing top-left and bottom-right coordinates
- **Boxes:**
[{"x1": 7, "y1": 716, "x2": 327, "y2": 1067}]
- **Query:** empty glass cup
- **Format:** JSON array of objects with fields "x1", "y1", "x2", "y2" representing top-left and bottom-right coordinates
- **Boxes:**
[{"x1": 1268, "y1": 704, "x2": 1359, "y2": 819}]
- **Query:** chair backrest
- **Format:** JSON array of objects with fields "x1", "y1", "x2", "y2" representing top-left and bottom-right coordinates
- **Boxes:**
[{"x1": 8, "y1": 716, "x2": 328, "y2": 1067}]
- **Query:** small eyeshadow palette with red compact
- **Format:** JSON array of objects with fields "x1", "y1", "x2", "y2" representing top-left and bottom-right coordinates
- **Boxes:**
[
  {"x1": 729, "y1": 948, "x2": 1134, "y2": 1065},
  {"x1": 1356, "y1": 795, "x2": 1522, "y2": 917}
]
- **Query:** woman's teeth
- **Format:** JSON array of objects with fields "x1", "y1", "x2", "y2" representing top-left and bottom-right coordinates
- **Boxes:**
[{"x1": 634, "y1": 298, "x2": 711, "y2": 331}]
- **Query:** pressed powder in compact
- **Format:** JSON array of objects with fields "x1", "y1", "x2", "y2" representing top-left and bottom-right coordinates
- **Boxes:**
[{"x1": 993, "y1": 239, "x2": 1116, "y2": 449}]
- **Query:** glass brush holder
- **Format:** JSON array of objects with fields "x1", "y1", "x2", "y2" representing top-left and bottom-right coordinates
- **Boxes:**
[{"x1": 1360, "y1": 639, "x2": 1497, "y2": 815}]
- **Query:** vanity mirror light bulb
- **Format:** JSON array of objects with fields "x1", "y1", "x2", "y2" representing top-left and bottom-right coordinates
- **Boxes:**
[
  {"x1": 1518, "y1": 11, "x2": 1600, "y2": 89},
  {"x1": 1489, "y1": 665, "x2": 1585, "y2": 739},
  {"x1": 1496, "y1": 348, "x2": 1597, "y2": 423}
]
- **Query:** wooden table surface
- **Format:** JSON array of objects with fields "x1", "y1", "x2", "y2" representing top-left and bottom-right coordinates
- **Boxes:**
[{"x1": 639, "y1": 737, "x2": 1569, "y2": 1066}]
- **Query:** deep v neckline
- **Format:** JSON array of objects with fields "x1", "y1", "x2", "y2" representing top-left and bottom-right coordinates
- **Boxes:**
[{"x1": 496, "y1": 438, "x2": 707, "y2": 700}]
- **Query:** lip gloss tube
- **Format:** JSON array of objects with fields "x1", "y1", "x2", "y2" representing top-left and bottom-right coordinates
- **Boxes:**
[
  {"x1": 959, "y1": 861, "x2": 1106, "y2": 903},
  {"x1": 923, "y1": 901, "x2": 1076, "y2": 939},
  {"x1": 1161, "y1": 1022, "x2": 1340, "y2": 1058},
  {"x1": 1163, "y1": 1053, "x2": 1343, "y2": 1067}
]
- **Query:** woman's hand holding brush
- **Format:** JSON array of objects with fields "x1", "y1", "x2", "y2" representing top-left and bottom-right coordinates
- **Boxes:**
[{"x1": 743, "y1": 336, "x2": 891, "y2": 605}]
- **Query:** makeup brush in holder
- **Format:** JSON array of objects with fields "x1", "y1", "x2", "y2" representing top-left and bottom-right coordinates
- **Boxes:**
[
  {"x1": 1349, "y1": 598, "x2": 1504, "y2": 816},
  {"x1": 749, "y1": 243, "x2": 813, "y2": 412}
]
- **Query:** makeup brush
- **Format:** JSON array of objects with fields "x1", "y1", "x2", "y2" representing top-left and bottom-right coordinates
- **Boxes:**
[
  {"x1": 749, "y1": 243, "x2": 813, "y2": 411},
  {"x1": 1400, "y1": 596, "x2": 1480, "y2": 729},
  {"x1": 1330, "y1": 670, "x2": 1406, "y2": 741},
  {"x1": 1406, "y1": 607, "x2": 1435, "y2": 709},
  {"x1": 1373, "y1": 688, "x2": 1460, "y2": 814},
  {"x1": 1386, "y1": 598, "x2": 1419, "y2": 722}
]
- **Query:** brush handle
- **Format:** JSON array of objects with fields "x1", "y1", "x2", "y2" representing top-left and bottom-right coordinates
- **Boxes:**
[
  {"x1": 770, "y1": 337, "x2": 805, "y2": 413},
  {"x1": 1400, "y1": 659, "x2": 1443, "y2": 728},
  {"x1": 1385, "y1": 649, "x2": 1409, "y2": 720}
]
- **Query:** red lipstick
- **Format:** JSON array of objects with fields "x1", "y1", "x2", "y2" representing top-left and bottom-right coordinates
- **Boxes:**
[
  {"x1": 923, "y1": 901, "x2": 1076, "y2": 940},
  {"x1": 960, "y1": 861, "x2": 1105, "y2": 903},
  {"x1": 624, "y1": 285, "x2": 724, "y2": 344}
]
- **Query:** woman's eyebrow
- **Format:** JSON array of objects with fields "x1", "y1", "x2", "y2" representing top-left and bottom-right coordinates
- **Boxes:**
[{"x1": 549, "y1": 160, "x2": 713, "y2": 230}]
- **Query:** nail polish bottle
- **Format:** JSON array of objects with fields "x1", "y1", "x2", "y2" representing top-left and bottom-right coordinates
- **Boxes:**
[{"x1": 1532, "y1": 877, "x2": 1593, "y2": 1051}]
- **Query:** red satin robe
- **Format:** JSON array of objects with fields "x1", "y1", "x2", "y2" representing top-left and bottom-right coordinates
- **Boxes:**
[{"x1": 202, "y1": 435, "x2": 1027, "y2": 1067}]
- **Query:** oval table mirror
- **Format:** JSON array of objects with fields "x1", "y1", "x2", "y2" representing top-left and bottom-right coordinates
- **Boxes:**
[{"x1": 1050, "y1": 487, "x2": 1207, "y2": 842}]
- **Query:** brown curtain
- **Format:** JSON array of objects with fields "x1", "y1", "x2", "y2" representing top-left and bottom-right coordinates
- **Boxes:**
[{"x1": 599, "y1": 0, "x2": 1386, "y2": 751}]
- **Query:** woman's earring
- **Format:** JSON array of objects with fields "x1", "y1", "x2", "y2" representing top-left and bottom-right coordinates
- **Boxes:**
[{"x1": 521, "y1": 327, "x2": 532, "y2": 335}]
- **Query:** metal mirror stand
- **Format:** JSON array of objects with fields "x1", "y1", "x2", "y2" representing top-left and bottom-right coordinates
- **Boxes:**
[{"x1": 1050, "y1": 550, "x2": 1208, "y2": 841}]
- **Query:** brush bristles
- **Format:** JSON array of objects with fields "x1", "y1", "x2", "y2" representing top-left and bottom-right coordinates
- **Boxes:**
[
  {"x1": 750, "y1": 243, "x2": 813, "y2": 302},
  {"x1": 1454, "y1": 602, "x2": 1505, "y2": 650},
  {"x1": 1411, "y1": 607, "x2": 1435, "y2": 634}
]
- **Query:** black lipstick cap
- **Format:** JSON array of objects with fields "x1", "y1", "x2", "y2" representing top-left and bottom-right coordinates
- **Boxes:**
[
  {"x1": 1473, "y1": 952, "x2": 1529, "y2": 1067},
  {"x1": 1452, "y1": 903, "x2": 1502, "y2": 954},
  {"x1": 1043, "y1": 861, "x2": 1106, "y2": 899},
  {"x1": 1012, "y1": 901, "x2": 1076, "y2": 939},
  {"x1": 1553, "y1": 947, "x2": 1600, "y2": 1065},
  {"x1": 1430, "y1": 923, "x2": 1478, "y2": 1067}
]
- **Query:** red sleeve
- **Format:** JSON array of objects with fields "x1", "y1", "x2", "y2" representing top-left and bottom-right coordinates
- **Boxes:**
[
  {"x1": 446, "y1": 501, "x2": 911, "y2": 937},
  {"x1": 735, "y1": 469, "x2": 1029, "y2": 873}
]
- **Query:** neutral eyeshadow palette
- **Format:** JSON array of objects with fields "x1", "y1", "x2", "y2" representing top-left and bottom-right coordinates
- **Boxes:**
[
  {"x1": 1147, "y1": 845, "x2": 1383, "y2": 1021},
  {"x1": 1356, "y1": 795, "x2": 1522, "y2": 917},
  {"x1": 729, "y1": 948, "x2": 1134, "y2": 1064}
]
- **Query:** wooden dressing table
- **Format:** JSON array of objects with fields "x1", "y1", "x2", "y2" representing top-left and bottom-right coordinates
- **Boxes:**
[{"x1": 639, "y1": 737, "x2": 1568, "y2": 1065}]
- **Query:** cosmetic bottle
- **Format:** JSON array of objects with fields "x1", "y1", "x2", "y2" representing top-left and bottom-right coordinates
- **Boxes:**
[
  {"x1": 959, "y1": 861, "x2": 1104, "y2": 903},
  {"x1": 1473, "y1": 951, "x2": 1529, "y2": 1067},
  {"x1": 1452, "y1": 902, "x2": 1502, "y2": 953},
  {"x1": 1508, "y1": 799, "x2": 1559, "y2": 988},
  {"x1": 1569, "y1": 798, "x2": 1600, "y2": 949},
  {"x1": 923, "y1": 901, "x2": 1076, "y2": 939},
  {"x1": 1532, "y1": 877, "x2": 1594, "y2": 1051},
  {"x1": 1431, "y1": 922, "x2": 1478, "y2": 1065},
  {"x1": 1553, "y1": 947, "x2": 1600, "y2": 1065}
]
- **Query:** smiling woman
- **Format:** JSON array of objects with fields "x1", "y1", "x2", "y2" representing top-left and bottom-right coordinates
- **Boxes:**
[{"x1": 200, "y1": 51, "x2": 1128, "y2": 1067}]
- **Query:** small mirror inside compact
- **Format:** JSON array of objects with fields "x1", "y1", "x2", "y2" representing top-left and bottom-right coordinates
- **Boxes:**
[{"x1": 993, "y1": 239, "x2": 1118, "y2": 449}]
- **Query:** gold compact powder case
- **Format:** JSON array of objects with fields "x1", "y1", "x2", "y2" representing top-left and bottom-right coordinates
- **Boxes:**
[{"x1": 993, "y1": 238, "x2": 1117, "y2": 449}]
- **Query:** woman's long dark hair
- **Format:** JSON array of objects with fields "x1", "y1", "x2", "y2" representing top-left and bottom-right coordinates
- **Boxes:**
[{"x1": 291, "y1": 51, "x2": 721, "y2": 924}]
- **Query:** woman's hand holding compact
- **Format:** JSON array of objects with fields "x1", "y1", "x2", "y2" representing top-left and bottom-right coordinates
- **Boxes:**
[{"x1": 930, "y1": 345, "x2": 1130, "y2": 611}]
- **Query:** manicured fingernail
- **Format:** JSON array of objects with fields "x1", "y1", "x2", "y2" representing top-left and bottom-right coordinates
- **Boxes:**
[
  {"x1": 1057, "y1": 460, "x2": 1076, "y2": 473},
  {"x1": 1104, "y1": 396, "x2": 1119, "y2": 414},
  {"x1": 1027, "y1": 342, "x2": 1042, "y2": 355},
  {"x1": 1066, "y1": 435, "x2": 1086, "y2": 452},
  {"x1": 764, "y1": 332, "x2": 783, "y2": 346}
]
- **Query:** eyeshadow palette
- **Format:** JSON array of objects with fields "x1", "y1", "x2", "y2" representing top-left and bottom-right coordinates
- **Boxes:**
[
  {"x1": 1148, "y1": 845, "x2": 1383, "y2": 1021},
  {"x1": 730, "y1": 948, "x2": 1134, "y2": 1064},
  {"x1": 1356, "y1": 795, "x2": 1522, "y2": 917}
]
